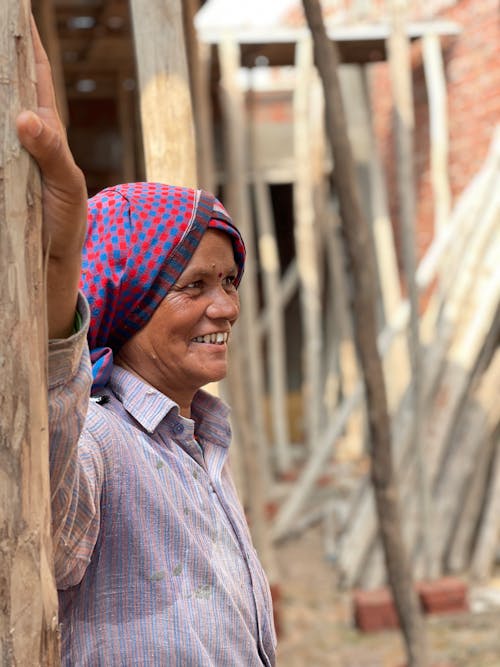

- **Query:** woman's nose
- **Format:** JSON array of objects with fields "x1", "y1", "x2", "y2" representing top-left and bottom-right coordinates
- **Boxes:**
[{"x1": 206, "y1": 286, "x2": 240, "y2": 321}]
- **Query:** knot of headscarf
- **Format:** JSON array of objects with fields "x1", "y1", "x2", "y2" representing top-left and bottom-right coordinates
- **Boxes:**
[{"x1": 80, "y1": 182, "x2": 245, "y2": 393}]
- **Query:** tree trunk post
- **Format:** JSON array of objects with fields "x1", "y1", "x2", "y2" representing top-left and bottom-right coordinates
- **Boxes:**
[
  {"x1": 301, "y1": 1, "x2": 428, "y2": 665},
  {"x1": 0, "y1": 2, "x2": 59, "y2": 664}
]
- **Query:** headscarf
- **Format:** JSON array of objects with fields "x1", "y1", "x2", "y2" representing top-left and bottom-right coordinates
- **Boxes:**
[{"x1": 80, "y1": 182, "x2": 245, "y2": 392}]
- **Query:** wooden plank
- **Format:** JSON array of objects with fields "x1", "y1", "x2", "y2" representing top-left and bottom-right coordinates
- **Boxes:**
[
  {"x1": 129, "y1": 0, "x2": 196, "y2": 186},
  {"x1": 0, "y1": 5, "x2": 59, "y2": 663}
]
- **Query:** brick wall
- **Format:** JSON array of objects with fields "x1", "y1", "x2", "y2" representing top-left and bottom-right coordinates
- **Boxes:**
[{"x1": 369, "y1": 0, "x2": 500, "y2": 264}]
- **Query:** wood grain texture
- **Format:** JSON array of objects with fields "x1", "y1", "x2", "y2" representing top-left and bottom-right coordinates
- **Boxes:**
[{"x1": 0, "y1": 2, "x2": 59, "y2": 664}]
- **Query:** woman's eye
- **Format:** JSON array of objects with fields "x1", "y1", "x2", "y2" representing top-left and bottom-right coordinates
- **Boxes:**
[
  {"x1": 184, "y1": 281, "x2": 203, "y2": 290},
  {"x1": 223, "y1": 275, "x2": 236, "y2": 288}
]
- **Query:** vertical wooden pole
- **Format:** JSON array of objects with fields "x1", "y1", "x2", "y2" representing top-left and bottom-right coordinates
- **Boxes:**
[
  {"x1": 129, "y1": 0, "x2": 196, "y2": 186},
  {"x1": 387, "y1": 0, "x2": 431, "y2": 579},
  {"x1": 301, "y1": 1, "x2": 428, "y2": 665},
  {"x1": 0, "y1": 3, "x2": 59, "y2": 664},
  {"x1": 218, "y1": 37, "x2": 276, "y2": 577},
  {"x1": 423, "y1": 32, "x2": 451, "y2": 234},
  {"x1": 293, "y1": 36, "x2": 323, "y2": 452}
]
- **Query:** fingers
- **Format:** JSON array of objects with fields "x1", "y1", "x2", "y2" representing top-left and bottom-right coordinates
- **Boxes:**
[
  {"x1": 30, "y1": 14, "x2": 57, "y2": 111},
  {"x1": 16, "y1": 110, "x2": 65, "y2": 179}
]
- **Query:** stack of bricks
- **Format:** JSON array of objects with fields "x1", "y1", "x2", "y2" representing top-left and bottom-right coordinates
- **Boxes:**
[{"x1": 353, "y1": 577, "x2": 468, "y2": 633}]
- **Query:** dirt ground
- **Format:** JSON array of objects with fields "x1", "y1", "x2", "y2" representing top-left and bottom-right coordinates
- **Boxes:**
[{"x1": 274, "y1": 526, "x2": 500, "y2": 666}]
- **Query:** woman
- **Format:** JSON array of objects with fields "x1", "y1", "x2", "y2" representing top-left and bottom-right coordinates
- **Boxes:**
[{"x1": 17, "y1": 21, "x2": 275, "y2": 667}]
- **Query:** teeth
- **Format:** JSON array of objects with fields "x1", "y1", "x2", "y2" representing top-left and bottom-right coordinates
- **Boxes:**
[{"x1": 192, "y1": 332, "x2": 228, "y2": 344}]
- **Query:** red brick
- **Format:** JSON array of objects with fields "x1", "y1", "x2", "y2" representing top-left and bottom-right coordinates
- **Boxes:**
[
  {"x1": 417, "y1": 577, "x2": 469, "y2": 615},
  {"x1": 352, "y1": 588, "x2": 400, "y2": 633}
]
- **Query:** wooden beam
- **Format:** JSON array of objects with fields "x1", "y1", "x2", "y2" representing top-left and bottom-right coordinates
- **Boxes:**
[
  {"x1": 0, "y1": 4, "x2": 59, "y2": 663},
  {"x1": 129, "y1": 0, "x2": 196, "y2": 186}
]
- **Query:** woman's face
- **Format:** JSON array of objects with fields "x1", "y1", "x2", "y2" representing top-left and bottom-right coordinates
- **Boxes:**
[{"x1": 116, "y1": 230, "x2": 240, "y2": 406}]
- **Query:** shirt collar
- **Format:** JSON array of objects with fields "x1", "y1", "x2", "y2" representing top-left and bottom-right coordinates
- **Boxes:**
[
  {"x1": 109, "y1": 366, "x2": 231, "y2": 446},
  {"x1": 109, "y1": 365, "x2": 178, "y2": 433}
]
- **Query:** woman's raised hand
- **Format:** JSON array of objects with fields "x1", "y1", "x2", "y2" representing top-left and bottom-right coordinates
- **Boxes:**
[{"x1": 16, "y1": 17, "x2": 88, "y2": 339}]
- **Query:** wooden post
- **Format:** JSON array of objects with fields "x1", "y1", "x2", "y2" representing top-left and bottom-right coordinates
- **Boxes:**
[
  {"x1": 301, "y1": 2, "x2": 428, "y2": 665},
  {"x1": 0, "y1": 3, "x2": 59, "y2": 664},
  {"x1": 129, "y1": 0, "x2": 197, "y2": 186}
]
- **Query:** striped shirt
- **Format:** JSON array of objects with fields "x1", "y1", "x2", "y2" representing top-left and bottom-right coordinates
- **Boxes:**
[{"x1": 48, "y1": 295, "x2": 276, "y2": 666}]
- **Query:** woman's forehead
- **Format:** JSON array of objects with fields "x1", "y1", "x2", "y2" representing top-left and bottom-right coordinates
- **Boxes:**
[{"x1": 181, "y1": 231, "x2": 237, "y2": 273}]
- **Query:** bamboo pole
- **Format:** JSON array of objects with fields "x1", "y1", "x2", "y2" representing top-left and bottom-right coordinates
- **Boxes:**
[
  {"x1": 0, "y1": 4, "x2": 59, "y2": 663},
  {"x1": 293, "y1": 36, "x2": 323, "y2": 452},
  {"x1": 129, "y1": 0, "x2": 196, "y2": 186},
  {"x1": 422, "y1": 32, "x2": 451, "y2": 234},
  {"x1": 301, "y1": 2, "x2": 427, "y2": 664},
  {"x1": 387, "y1": 0, "x2": 431, "y2": 580}
]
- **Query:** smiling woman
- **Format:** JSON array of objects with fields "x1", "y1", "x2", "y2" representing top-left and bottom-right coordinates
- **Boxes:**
[
  {"x1": 43, "y1": 182, "x2": 277, "y2": 665},
  {"x1": 50, "y1": 185, "x2": 276, "y2": 665}
]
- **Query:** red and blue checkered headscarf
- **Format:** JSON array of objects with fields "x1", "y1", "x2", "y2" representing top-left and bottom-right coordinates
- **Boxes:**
[{"x1": 80, "y1": 182, "x2": 245, "y2": 392}]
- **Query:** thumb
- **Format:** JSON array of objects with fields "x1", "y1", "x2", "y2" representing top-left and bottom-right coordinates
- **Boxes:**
[{"x1": 16, "y1": 110, "x2": 66, "y2": 180}]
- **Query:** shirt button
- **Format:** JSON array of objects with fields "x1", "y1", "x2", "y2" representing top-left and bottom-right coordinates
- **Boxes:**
[{"x1": 174, "y1": 423, "x2": 184, "y2": 434}]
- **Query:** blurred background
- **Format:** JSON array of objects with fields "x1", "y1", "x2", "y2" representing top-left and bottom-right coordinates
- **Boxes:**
[{"x1": 31, "y1": 0, "x2": 499, "y2": 663}]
